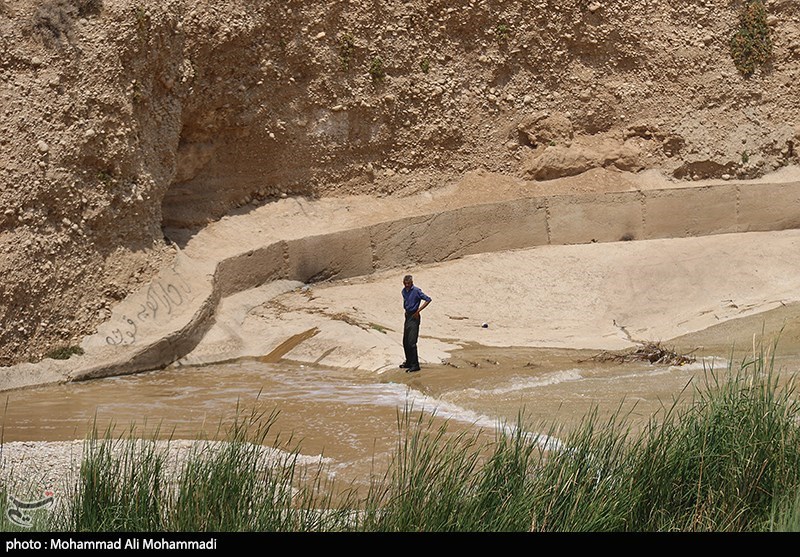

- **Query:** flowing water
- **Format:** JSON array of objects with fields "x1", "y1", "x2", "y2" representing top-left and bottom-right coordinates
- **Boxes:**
[
  {"x1": 0, "y1": 344, "x2": 758, "y2": 487},
  {"x1": 5, "y1": 292, "x2": 800, "y2": 487}
]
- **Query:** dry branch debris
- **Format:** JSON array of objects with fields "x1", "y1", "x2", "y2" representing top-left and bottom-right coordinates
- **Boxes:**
[{"x1": 580, "y1": 341, "x2": 696, "y2": 366}]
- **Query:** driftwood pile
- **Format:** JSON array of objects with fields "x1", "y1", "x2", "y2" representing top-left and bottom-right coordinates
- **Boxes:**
[{"x1": 581, "y1": 341, "x2": 696, "y2": 366}]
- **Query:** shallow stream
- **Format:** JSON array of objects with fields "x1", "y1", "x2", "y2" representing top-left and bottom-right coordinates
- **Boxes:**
[{"x1": 1, "y1": 344, "x2": 768, "y2": 486}]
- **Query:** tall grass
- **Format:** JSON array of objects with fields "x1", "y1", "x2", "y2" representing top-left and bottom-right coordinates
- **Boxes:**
[
  {"x1": 624, "y1": 346, "x2": 800, "y2": 531},
  {"x1": 68, "y1": 422, "x2": 169, "y2": 531},
  {"x1": 769, "y1": 489, "x2": 800, "y2": 532},
  {"x1": 358, "y1": 404, "x2": 485, "y2": 531},
  {"x1": 525, "y1": 340, "x2": 800, "y2": 532},
  {"x1": 166, "y1": 406, "x2": 351, "y2": 532},
  {"x1": 64, "y1": 407, "x2": 359, "y2": 532},
  {"x1": 6, "y1": 340, "x2": 800, "y2": 532},
  {"x1": 527, "y1": 404, "x2": 640, "y2": 531}
]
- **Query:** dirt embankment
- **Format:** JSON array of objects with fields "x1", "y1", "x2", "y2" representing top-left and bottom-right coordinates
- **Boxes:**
[{"x1": 1, "y1": 0, "x2": 799, "y2": 366}]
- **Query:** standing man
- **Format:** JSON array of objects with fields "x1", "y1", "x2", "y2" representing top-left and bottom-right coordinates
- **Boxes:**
[{"x1": 401, "y1": 274, "x2": 432, "y2": 373}]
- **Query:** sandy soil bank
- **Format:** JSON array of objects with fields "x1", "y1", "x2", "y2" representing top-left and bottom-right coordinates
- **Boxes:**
[{"x1": 177, "y1": 227, "x2": 800, "y2": 376}]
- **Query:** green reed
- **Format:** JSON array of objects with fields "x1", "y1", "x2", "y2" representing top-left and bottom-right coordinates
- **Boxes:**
[
  {"x1": 68, "y1": 422, "x2": 169, "y2": 531},
  {"x1": 527, "y1": 339, "x2": 800, "y2": 532},
  {"x1": 357, "y1": 403, "x2": 485, "y2": 531},
  {"x1": 166, "y1": 406, "x2": 348, "y2": 532}
]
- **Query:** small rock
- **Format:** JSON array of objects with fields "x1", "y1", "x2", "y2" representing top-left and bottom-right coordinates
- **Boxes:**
[{"x1": 36, "y1": 140, "x2": 49, "y2": 153}]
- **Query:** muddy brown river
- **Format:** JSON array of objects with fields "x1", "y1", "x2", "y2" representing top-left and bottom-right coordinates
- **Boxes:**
[{"x1": 4, "y1": 306, "x2": 800, "y2": 487}]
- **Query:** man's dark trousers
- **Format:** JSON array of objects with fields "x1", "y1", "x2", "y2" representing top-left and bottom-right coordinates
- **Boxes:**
[{"x1": 403, "y1": 311, "x2": 420, "y2": 366}]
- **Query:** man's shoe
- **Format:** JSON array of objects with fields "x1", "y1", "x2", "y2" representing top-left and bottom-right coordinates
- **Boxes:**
[
  {"x1": 399, "y1": 362, "x2": 410, "y2": 369},
  {"x1": 406, "y1": 365, "x2": 421, "y2": 373}
]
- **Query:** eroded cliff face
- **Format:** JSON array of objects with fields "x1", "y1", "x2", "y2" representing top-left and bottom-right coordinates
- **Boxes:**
[{"x1": 0, "y1": 0, "x2": 798, "y2": 366}]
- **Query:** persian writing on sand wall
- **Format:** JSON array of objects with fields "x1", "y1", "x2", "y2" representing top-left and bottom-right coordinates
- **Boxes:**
[{"x1": 104, "y1": 266, "x2": 193, "y2": 346}]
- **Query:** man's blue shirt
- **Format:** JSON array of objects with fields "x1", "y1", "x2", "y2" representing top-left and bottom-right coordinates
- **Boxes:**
[{"x1": 402, "y1": 285, "x2": 432, "y2": 313}]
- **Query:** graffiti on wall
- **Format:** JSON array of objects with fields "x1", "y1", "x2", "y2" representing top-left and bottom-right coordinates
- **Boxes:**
[{"x1": 105, "y1": 268, "x2": 193, "y2": 346}]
